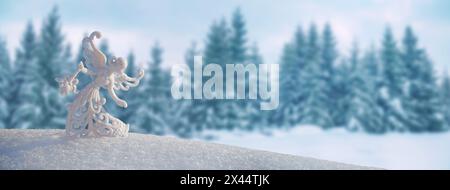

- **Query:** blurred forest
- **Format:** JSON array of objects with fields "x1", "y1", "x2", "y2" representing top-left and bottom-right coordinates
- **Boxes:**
[{"x1": 0, "y1": 6, "x2": 449, "y2": 137}]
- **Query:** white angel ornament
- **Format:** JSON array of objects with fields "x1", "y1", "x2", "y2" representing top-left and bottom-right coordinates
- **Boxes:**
[{"x1": 57, "y1": 31, "x2": 144, "y2": 137}]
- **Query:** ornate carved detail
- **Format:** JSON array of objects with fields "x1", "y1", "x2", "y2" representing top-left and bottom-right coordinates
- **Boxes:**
[{"x1": 57, "y1": 31, "x2": 144, "y2": 137}]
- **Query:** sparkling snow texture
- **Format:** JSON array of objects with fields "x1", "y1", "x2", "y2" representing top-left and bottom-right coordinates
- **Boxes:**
[{"x1": 0, "y1": 129, "x2": 374, "y2": 170}]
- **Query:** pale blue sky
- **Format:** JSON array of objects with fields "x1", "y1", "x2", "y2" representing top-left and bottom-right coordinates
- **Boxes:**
[{"x1": 1, "y1": 0, "x2": 450, "y2": 76}]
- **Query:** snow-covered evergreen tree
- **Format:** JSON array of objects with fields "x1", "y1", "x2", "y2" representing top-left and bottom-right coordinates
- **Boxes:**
[
  {"x1": 204, "y1": 19, "x2": 232, "y2": 66},
  {"x1": 402, "y1": 53, "x2": 443, "y2": 132},
  {"x1": 185, "y1": 42, "x2": 198, "y2": 71},
  {"x1": 440, "y1": 73, "x2": 450, "y2": 130},
  {"x1": 0, "y1": 37, "x2": 11, "y2": 129},
  {"x1": 301, "y1": 24, "x2": 334, "y2": 128},
  {"x1": 378, "y1": 27, "x2": 404, "y2": 132},
  {"x1": 381, "y1": 27, "x2": 404, "y2": 98},
  {"x1": 229, "y1": 8, "x2": 251, "y2": 130},
  {"x1": 400, "y1": 27, "x2": 443, "y2": 132},
  {"x1": 35, "y1": 6, "x2": 71, "y2": 128},
  {"x1": 320, "y1": 24, "x2": 339, "y2": 127},
  {"x1": 230, "y1": 8, "x2": 247, "y2": 64},
  {"x1": 344, "y1": 44, "x2": 385, "y2": 132},
  {"x1": 131, "y1": 42, "x2": 171, "y2": 135},
  {"x1": 278, "y1": 26, "x2": 307, "y2": 126},
  {"x1": 246, "y1": 42, "x2": 267, "y2": 130},
  {"x1": 9, "y1": 22, "x2": 41, "y2": 129},
  {"x1": 202, "y1": 19, "x2": 234, "y2": 130},
  {"x1": 169, "y1": 42, "x2": 199, "y2": 137},
  {"x1": 126, "y1": 51, "x2": 137, "y2": 76},
  {"x1": 334, "y1": 43, "x2": 359, "y2": 129},
  {"x1": 397, "y1": 27, "x2": 442, "y2": 132}
]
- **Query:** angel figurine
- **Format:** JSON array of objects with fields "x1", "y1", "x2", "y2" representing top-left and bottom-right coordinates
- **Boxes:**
[{"x1": 57, "y1": 31, "x2": 144, "y2": 138}]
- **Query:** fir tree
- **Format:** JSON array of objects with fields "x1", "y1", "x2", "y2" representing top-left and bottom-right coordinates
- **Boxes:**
[
  {"x1": 301, "y1": 24, "x2": 334, "y2": 128},
  {"x1": 9, "y1": 22, "x2": 41, "y2": 129},
  {"x1": 321, "y1": 24, "x2": 339, "y2": 127},
  {"x1": 37, "y1": 6, "x2": 67, "y2": 88},
  {"x1": 379, "y1": 27, "x2": 404, "y2": 132},
  {"x1": 402, "y1": 53, "x2": 442, "y2": 132},
  {"x1": 202, "y1": 19, "x2": 234, "y2": 130},
  {"x1": 248, "y1": 43, "x2": 263, "y2": 66},
  {"x1": 35, "y1": 6, "x2": 70, "y2": 128},
  {"x1": 440, "y1": 73, "x2": 450, "y2": 130},
  {"x1": 400, "y1": 27, "x2": 442, "y2": 132},
  {"x1": 185, "y1": 42, "x2": 198, "y2": 71},
  {"x1": 126, "y1": 51, "x2": 137, "y2": 76},
  {"x1": 278, "y1": 26, "x2": 307, "y2": 126},
  {"x1": 229, "y1": 8, "x2": 249, "y2": 125},
  {"x1": 230, "y1": 7, "x2": 247, "y2": 64},
  {"x1": 131, "y1": 42, "x2": 171, "y2": 135},
  {"x1": 246, "y1": 42, "x2": 267, "y2": 130},
  {"x1": 174, "y1": 42, "x2": 199, "y2": 136},
  {"x1": 345, "y1": 44, "x2": 384, "y2": 132},
  {"x1": 0, "y1": 37, "x2": 11, "y2": 128},
  {"x1": 335, "y1": 43, "x2": 359, "y2": 129},
  {"x1": 204, "y1": 19, "x2": 231, "y2": 66}
]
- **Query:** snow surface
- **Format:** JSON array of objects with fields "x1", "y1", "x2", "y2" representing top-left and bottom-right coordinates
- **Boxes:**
[
  {"x1": 0, "y1": 129, "x2": 374, "y2": 170},
  {"x1": 201, "y1": 125, "x2": 450, "y2": 170}
]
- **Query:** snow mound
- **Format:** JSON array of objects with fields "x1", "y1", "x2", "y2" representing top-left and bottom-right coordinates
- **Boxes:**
[{"x1": 0, "y1": 129, "x2": 375, "y2": 170}]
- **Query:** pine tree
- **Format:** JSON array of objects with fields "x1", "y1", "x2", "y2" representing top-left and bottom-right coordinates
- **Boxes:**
[
  {"x1": 126, "y1": 51, "x2": 137, "y2": 76},
  {"x1": 0, "y1": 37, "x2": 11, "y2": 128},
  {"x1": 185, "y1": 42, "x2": 198, "y2": 71},
  {"x1": 248, "y1": 43, "x2": 263, "y2": 66},
  {"x1": 37, "y1": 6, "x2": 66, "y2": 88},
  {"x1": 230, "y1": 8, "x2": 247, "y2": 64},
  {"x1": 378, "y1": 27, "x2": 404, "y2": 132},
  {"x1": 35, "y1": 6, "x2": 71, "y2": 128},
  {"x1": 335, "y1": 43, "x2": 359, "y2": 129},
  {"x1": 402, "y1": 53, "x2": 442, "y2": 132},
  {"x1": 9, "y1": 22, "x2": 41, "y2": 129},
  {"x1": 321, "y1": 24, "x2": 340, "y2": 127},
  {"x1": 202, "y1": 19, "x2": 234, "y2": 130},
  {"x1": 400, "y1": 27, "x2": 443, "y2": 132},
  {"x1": 131, "y1": 42, "x2": 171, "y2": 135},
  {"x1": 164, "y1": 43, "x2": 200, "y2": 137},
  {"x1": 440, "y1": 73, "x2": 450, "y2": 130},
  {"x1": 246, "y1": 42, "x2": 267, "y2": 130},
  {"x1": 301, "y1": 24, "x2": 334, "y2": 128},
  {"x1": 229, "y1": 8, "x2": 250, "y2": 129},
  {"x1": 171, "y1": 42, "x2": 199, "y2": 136},
  {"x1": 344, "y1": 44, "x2": 385, "y2": 132},
  {"x1": 204, "y1": 19, "x2": 231, "y2": 66},
  {"x1": 278, "y1": 26, "x2": 307, "y2": 126}
]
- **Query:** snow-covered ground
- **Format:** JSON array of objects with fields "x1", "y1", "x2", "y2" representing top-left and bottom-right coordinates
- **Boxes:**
[
  {"x1": 201, "y1": 125, "x2": 450, "y2": 170},
  {"x1": 0, "y1": 129, "x2": 373, "y2": 170}
]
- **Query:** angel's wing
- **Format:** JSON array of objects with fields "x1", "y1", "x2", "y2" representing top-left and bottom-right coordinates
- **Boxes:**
[
  {"x1": 112, "y1": 69, "x2": 145, "y2": 91},
  {"x1": 81, "y1": 31, "x2": 106, "y2": 73}
]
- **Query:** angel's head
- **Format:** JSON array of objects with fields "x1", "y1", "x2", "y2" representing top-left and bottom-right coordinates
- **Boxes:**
[{"x1": 110, "y1": 56, "x2": 128, "y2": 73}]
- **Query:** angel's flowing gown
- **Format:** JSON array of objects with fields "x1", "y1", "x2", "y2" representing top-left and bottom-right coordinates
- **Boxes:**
[{"x1": 65, "y1": 75, "x2": 128, "y2": 137}]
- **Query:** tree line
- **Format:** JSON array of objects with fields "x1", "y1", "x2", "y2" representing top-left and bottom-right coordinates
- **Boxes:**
[{"x1": 0, "y1": 7, "x2": 449, "y2": 137}]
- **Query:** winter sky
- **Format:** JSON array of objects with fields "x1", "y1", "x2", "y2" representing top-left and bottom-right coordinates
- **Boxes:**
[{"x1": 1, "y1": 0, "x2": 450, "y2": 76}]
